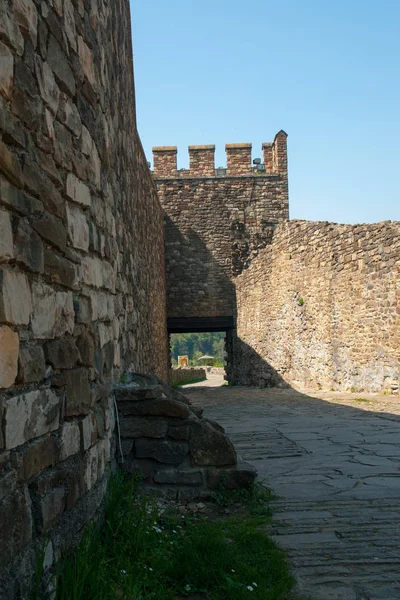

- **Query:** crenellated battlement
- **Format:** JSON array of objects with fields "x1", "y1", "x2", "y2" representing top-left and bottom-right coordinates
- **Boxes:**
[{"x1": 152, "y1": 130, "x2": 287, "y2": 178}]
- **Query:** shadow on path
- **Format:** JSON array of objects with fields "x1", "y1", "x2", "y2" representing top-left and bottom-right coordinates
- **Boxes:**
[{"x1": 184, "y1": 385, "x2": 400, "y2": 600}]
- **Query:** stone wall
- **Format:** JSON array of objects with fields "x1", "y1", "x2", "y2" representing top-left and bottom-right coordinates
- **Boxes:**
[
  {"x1": 169, "y1": 367, "x2": 206, "y2": 387},
  {"x1": 153, "y1": 133, "x2": 288, "y2": 321},
  {"x1": 234, "y1": 220, "x2": 400, "y2": 393},
  {"x1": 0, "y1": 0, "x2": 168, "y2": 596}
]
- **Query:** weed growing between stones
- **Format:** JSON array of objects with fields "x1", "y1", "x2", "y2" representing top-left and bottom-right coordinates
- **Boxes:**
[{"x1": 53, "y1": 471, "x2": 294, "y2": 600}]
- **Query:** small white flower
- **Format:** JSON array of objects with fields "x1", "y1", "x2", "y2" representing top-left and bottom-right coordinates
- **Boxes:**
[
  {"x1": 231, "y1": 569, "x2": 235, "y2": 573},
  {"x1": 149, "y1": 567, "x2": 153, "y2": 572},
  {"x1": 172, "y1": 529, "x2": 177, "y2": 534},
  {"x1": 252, "y1": 582, "x2": 257, "y2": 587},
  {"x1": 120, "y1": 569, "x2": 127, "y2": 574},
  {"x1": 185, "y1": 584, "x2": 191, "y2": 592},
  {"x1": 247, "y1": 586, "x2": 254, "y2": 592}
]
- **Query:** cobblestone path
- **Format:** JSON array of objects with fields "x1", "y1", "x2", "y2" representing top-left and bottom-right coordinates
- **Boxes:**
[{"x1": 184, "y1": 386, "x2": 400, "y2": 600}]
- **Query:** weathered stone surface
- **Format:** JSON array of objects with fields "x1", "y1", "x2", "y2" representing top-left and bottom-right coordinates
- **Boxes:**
[
  {"x1": 0, "y1": 488, "x2": 32, "y2": 572},
  {"x1": 34, "y1": 486, "x2": 66, "y2": 533},
  {"x1": 66, "y1": 202, "x2": 89, "y2": 250},
  {"x1": 66, "y1": 173, "x2": 91, "y2": 206},
  {"x1": 189, "y1": 421, "x2": 237, "y2": 467},
  {"x1": 0, "y1": 209, "x2": 14, "y2": 260},
  {"x1": 35, "y1": 55, "x2": 60, "y2": 114},
  {"x1": 119, "y1": 398, "x2": 191, "y2": 419},
  {"x1": 0, "y1": 140, "x2": 24, "y2": 187},
  {"x1": 0, "y1": 40, "x2": 14, "y2": 99},
  {"x1": 14, "y1": 0, "x2": 38, "y2": 47},
  {"x1": 154, "y1": 468, "x2": 204, "y2": 486},
  {"x1": 31, "y1": 282, "x2": 74, "y2": 339},
  {"x1": 73, "y1": 294, "x2": 91, "y2": 324},
  {"x1": 18, "y1": 345, "x2": 45, "y2": 384},
  {"x1": 119, "y1": 418, "x2": 168, "y2": 439},
  {"x1": 58, "y1": 95, "x2": 81, "y2": 136},
  {"x1": 207, "y1": 461, "x2": 256, "y2": 491},
  {"x1": 0, "y1": 268, "x2": 32, "y2": 325},
  {"x1": 167, "y1": 424, "x2": 191, "y2": 440},
  {"x1": 3, "y1": 389, "x2": 60, "y2": 449},
  {"x1": 32, "y1": 213, "x2": 67, "y2": 252},
  {"x1": 44, "y1": 247, "x2": 77, "y2": 289},
  {"x1": 80, "y1": 412, "x2": 97, "y2": 451},
  {"x1": 76, "y1": 329, "x2": 94, "y2": 366},
  {"x1": 16, "y1": 435, "x2": 58, "y2": 480},
  {"x1": 44, "y1": 337, "x2": 80, "y2": 369},
  {"x1": 0, "y1": 325, "x2": 19, "y2": 388},
  {"x1": 59, "y1": 420, "x2": 80, "y2": 460},
  {"x1": 12, "y1": 216, "x2": 44, "y2": 273},
  {"x1": 47, "y1": 34, "x2": 76, "y2": 96},
  {"x1": 0, "y1": 175, "x2": 43, "y2": 217},
  {"x1": 0, "y1": 2, "x2": 24, "y2": 56},
  {"x1": 0, "y1": 467, "x2": 17, "y2": 501},
  {"x1": 64, "y1": 368, "x2": 91, "y2": 416},
  {"x1": 135, "y1": 439, "x2": 189, "y2": 464}
]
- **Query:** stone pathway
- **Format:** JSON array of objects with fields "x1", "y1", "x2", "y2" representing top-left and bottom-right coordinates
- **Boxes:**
[{"x1": 183, "y1": 386, "x2": 400, "y2": 600}]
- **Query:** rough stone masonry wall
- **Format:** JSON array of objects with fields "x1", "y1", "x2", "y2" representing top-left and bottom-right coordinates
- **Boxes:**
[
  {"x1": 0, "y1": 0, "x2": 168, "y2": 597},
  {"x1": 234, "y1": 220, "x2": 400, "y2": 393},
  {"x1": 154, "y1": 134, "x2": 288, "y2": 321}
]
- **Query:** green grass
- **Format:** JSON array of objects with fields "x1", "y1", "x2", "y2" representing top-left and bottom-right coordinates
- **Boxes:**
[
  {"x1": 54, "y1": 472, "x2": 295, "y2": 600},
  {"x1": 172, "y1": 377, "x2": 206, "y2": 388}
]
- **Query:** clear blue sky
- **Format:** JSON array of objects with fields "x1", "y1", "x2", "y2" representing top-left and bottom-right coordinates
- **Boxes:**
[{"x1": 131, "y1": 0, "x2": 399, "y2": 224}]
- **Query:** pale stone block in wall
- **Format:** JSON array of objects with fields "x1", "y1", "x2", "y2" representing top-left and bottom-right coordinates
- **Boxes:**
[
  {"x1": 77, "y1": 36, "x2": 95, "y2": 86},
  {"x1": 97, "y1": 322, "x2": 113, "y2": 348},
  {"x1": 0, "y1": 325, "x2": 19, "y2": 388},
  {"x1": 66, "y1": 202, "x2": 89, "y2": 251},
  {"x1": 18, "y1": 345, "x2": 46, "y2": 384},
  {"x1": 63, "y1": 0, "x2": 77, "y2": 51},
  {"x1": 59, "y1": 421, "x2": 80, "y2": 460},
  {"x1": 66, "y1": 173, "x2": 91, "y2": 207},
  {"x1": 47, "y1": 35, "x2": 76, "y2": 96},
  {"x1": 0, "y1": 269, "x2": 32, "y2": 325},
  {"x1": 14, "y1": 0, "x2": 38, "y2": 47},
  {"x1": 34, "y1": 55, "x2": 60, "y2": 115},
  {"x1": 58, "y1": 96, "x2": 81, "y2": 137},
  {"x1": 0, "y1": 41, "x2": 14, "y2": 100},
  {"x1": 0, "y1": 210, "x2": 14, "y2": 260},
  {"x1": 80, "y1": 413, "x2": 96, "y2": 451},
  {"x1": 3, "y1": 389, "x2": 60, "y2": 449},
  {"x1": 31, "y1": 281, "x2": 74, "y2": 338},
  {"x1": 80, "y1": 255, "x2": 103, "y2": 288}
]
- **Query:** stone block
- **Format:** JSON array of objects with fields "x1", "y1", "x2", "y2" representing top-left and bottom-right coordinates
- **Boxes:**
[
  {"x1": 189, "y1": 421, "x2": 237, "y2": 467},
  {"x1": 47, "y1": 34, "x2": 76, "y2": 96},
  {"x1": 0, "y1": 488, "x2": 33, "y2": 573},
  {"x1": 168, "y1": 424, "x2": 191, "y2": 441},
  {"x1": 0, "y1": 268, "x2": 32, "y2": 325},
  {"x1": 3, "y1": 389, "x2": 60, "y2": 449},
  {"x1": 66, "y1": 202, "x2": 89, "y2": 251},
  {"x1": 18, "y1": 345, "x2": 45, "y2": 384},
  {"x1": 66, "y1": 173, "x2": 91, "y2": 206},
  {"x1": 135, "y1": 439, "x2": 189, "y2": 465},
  {"x1": 76, "y1": 329, "x2": 94, "y2": 365},
  {"x1": 16, "y1": 434, "x2": 59, "y2": 480},
  {"x1": 44, "y1": 337, "x2": 80, "y2": 369},
  {"x1": 0, "y1": 40, "x2": 14, "y2": 100},
  {"x1": 12, "y1": 216, "x2": 44, "y2": 273},
  {"x1": 32, "y1": 212, "x2": 67, "y2": 252},
  {"x1": 93, "y1": 405, "x2": 106, "y2": 439},
  {"x1": 14, "y1": 0, "x2": 38, "y2": 47},
  {"x1": 0, "y1": 175, "x2": 44, "y2": 217},
  {"x1": 73, "y1": 294, "x2": 91, "y2": 324},
  {"x1": 0, "y1": 467, "x2": 17, "y2": 501},
  {"x1": 0, "y1": 2, "x2": 24, "y2": 56},
  {"x1": 118, "y1": 398, "x2": 191, "y2": 420},
  {"x1": 35, "y1": 55, "x2": 60, "y2": 114},
  {"x1": 58, "y1": 95, "x2": 81, "y2": 136},
  {"x1": 31, "y1": 282, "x2": 74, "y2": 339},
  {"x1": 80, "y1": 412, "x2": 97, "y2": 450},
  {"x1": 206, "y1": 461, "x2": 257, "y2": 491},
  {"x1": 64, "y1": 368, "x2": 91, "y2": 416},
  {"x1": 59, "y1": 420, "x2": 81, "y2": 460},
  {"x1": 63, "y1": 0, "x2": 76, "y2": 51},
  {"x1": 22, "y1": 157, "x2": 64, "y2": 218},
  {"x1": 122, "y1": 457, "x2": 158, "y2": 480},
  {"x1": 0, "y1": 209, "x2": 14, "y2": 260},
  {"x1": 77, "y1": 36, "x2": 95, "y2": 86},
  {"x1": 0, "y1": 140, "x2": 24, "y2": 188},
  {"x1": 80, "y1": 255, "x2": 102, "y2": 287},
  {"x1": 44, "y1": 247, "x2": 77, "y2": 289},
  {"x1": 154, "y1": 468, "x2": 204, "y2": 486},
  {"x1": 0, "y1": 325, "x2": 19, "y2": 388},
  {"x1": 119, "y1": 417, "x2": 168, "y2": 439},
  {"x1": 34, "y1": 486, "x2": 66, "y2": 534}
]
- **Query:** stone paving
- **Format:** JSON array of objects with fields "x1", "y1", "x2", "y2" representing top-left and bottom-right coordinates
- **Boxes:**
[{"x1": 184, "y1": 386, "x2": 400, "y2": 600}]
